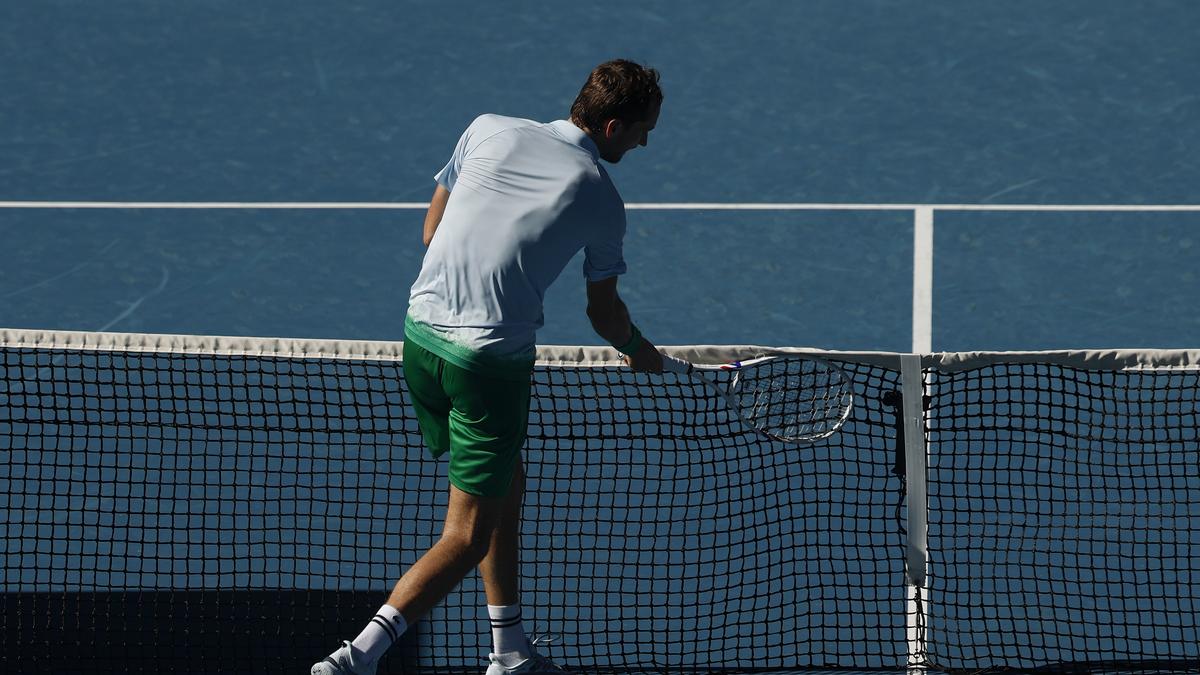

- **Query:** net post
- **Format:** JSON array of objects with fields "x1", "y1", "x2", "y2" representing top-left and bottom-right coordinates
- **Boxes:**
[
  {"x1": 912, "y1": 207, "x2": 934, "y2": 353},
  {"x1": 901, "y1": 354, "x2": 930, "y2": 671}
]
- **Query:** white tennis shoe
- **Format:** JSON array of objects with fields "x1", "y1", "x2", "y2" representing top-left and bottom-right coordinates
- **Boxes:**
[
  {"x1": 311, "y1": 640, "x2": 378, "y2": 675},
  {"x1": 484, "y1": 635, "x2": 567, "y2": 674}
]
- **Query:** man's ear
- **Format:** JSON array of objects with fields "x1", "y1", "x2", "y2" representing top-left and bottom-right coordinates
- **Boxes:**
[{"x1": 602, "y1": 118, "x2": 625, "y2": 139}]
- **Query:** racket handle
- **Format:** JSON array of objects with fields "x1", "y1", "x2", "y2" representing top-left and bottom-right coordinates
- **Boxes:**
[{"x1": 660, "y1": 354, "x2": 693, "y2": 374}]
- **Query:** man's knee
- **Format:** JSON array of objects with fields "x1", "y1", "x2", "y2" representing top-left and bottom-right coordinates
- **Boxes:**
[
  {"x1": 439, "y1": 524, "x2": 493, "y2": 563},
  {"x1": 442, "y1": 487, "x2": 502, "y2": 562}
]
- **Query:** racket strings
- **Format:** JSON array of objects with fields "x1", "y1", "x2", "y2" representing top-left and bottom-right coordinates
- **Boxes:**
[{"x1": 734, "y1": 359, "x2": 852, "y2": 441}]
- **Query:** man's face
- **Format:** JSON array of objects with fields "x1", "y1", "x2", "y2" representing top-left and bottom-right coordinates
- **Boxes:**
[{"x1": 600, "y1": 100, "x2": 660, "y2": 163}]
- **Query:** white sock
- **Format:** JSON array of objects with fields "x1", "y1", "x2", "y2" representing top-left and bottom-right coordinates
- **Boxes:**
[
  {"x1": 350, "y1": 604, "x2": 408, "y2": 664},
  {"x1": 488, "y1": 603, "x2": 527, "y2": 656}
]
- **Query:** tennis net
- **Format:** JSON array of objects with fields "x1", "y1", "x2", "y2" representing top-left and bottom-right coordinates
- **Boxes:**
[{"x1": 1, "y1": 329, "x2": 1197, "y2": 674}]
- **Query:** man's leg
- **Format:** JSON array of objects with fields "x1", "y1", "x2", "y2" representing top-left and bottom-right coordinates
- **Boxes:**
[
  {"x1": 480, "y1": 458, "x2": 524, "y2": 606},
  {"x1": 386, "y1": 484, "x2": 503, "y2": 622},
  {"x1": 478, "y1": 460, "x2": 528, "y2": 657},
  {"x1": 313, "y1": 485, "x2": 502, "y2": 674}
]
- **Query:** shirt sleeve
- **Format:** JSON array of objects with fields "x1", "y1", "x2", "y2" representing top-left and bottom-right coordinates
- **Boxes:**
[
  {"x1": 434, "y1": 125, "x2": 471, "y2": 192},
  {"x1": 582, "y1": 210, "x2": 628, "y2": 281}
]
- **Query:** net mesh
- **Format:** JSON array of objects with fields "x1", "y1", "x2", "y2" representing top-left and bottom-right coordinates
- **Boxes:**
[
  {"x1": 1, "y1": 332, "x2": 1198, "y2": 674},
  {"x1": 924, "y1": 362, "x2": 1200, "y2": 672}
]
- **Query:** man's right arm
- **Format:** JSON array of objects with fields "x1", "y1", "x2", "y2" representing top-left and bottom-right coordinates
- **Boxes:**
[
  {"x1": 586, "y1": 277, "x2": 663, "y2": 372},
  {"x1": 422, "y1": 185, "x2": 451, "y2": 247}
]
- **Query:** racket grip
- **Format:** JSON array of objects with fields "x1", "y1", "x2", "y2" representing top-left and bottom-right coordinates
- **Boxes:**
[{"x1": 659, "y1": 354, "x2": 693, "y2": 374}]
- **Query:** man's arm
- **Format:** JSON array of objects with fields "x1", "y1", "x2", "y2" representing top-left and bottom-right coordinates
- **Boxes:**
[
  {"x1": 586, "y1": 277, "x2": 632, "y2": 345},
  {"x1": 422, "y1": 185, "x2": 451, "y2": 246},
  {"x1": 586, "y1": 277, "x2": 663, "y2": 372}
]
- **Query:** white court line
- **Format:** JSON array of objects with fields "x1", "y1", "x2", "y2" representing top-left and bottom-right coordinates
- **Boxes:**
[
  {"x1": 0, "y1": 201, "x2": 433, "y2": 210},
  {"x1": 911, "y1": 208, "x2": 933, "y2": 355},
  {"x1": 2, "y1": 201, "x2": 1200, "y2": 211}
]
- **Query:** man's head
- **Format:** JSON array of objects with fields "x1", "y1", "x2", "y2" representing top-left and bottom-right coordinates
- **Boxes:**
[{"x1": 570, "y1": 59, "x2": 662, "y2": 163}]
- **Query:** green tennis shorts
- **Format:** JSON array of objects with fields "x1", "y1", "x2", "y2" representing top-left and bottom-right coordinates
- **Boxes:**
[{"x1": 402, "y1": 339, "x2": 531, "y2": 498}]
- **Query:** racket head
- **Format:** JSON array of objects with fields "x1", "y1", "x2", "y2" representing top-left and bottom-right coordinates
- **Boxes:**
[{"x1": 726, "y1": 355, "x2": 855, "y2": 443}]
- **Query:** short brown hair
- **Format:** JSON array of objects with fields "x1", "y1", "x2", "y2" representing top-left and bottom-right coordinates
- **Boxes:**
[{"x1": 570, "y1": 59, "x2": 663, "y2": 132}]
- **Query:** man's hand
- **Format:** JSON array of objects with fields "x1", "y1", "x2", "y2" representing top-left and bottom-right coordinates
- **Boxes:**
[{"x1": 624, "y1": 336, "x2": 664, "y2": 373}]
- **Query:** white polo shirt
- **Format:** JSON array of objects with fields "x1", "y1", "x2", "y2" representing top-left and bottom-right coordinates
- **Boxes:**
[{"x1": 405, "y1": 114, "x2": 627, "y2": 375}]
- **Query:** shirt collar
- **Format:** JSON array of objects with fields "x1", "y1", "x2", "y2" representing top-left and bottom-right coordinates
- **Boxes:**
[{"x1": 549, "y1": 119, "x2": 600, "y2": 160}]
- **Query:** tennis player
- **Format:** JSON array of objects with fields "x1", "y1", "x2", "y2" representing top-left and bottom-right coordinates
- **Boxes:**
[{"x1": 312, "y1": 59, "x2": 664, "y2": 675}]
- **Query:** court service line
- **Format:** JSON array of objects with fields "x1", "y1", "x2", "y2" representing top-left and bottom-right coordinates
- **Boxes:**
[
  {"x1": 911, "y1": 208, "x2": 933, "y2": 355},
  {"x1": 2, "y1": 201, "x2": 1200, "y2": 211}
]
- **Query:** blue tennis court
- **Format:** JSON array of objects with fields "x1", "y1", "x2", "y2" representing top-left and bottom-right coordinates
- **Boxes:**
[
  {"x1": 3, "y1": 1, "x2": 1199, "y2": 350},
  {"x1": 2, "y1": 2, "x2": 1199, "y2": 674}
]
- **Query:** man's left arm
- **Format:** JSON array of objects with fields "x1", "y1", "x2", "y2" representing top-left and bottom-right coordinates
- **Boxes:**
[{"x1": 422, "y1": 185, "x2": 451, "y2": 246}]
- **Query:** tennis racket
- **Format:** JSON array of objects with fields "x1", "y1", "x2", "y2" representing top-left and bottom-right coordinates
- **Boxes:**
[{"x1": 660, "y1": 353, "x2": 854, "y2": 444}]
